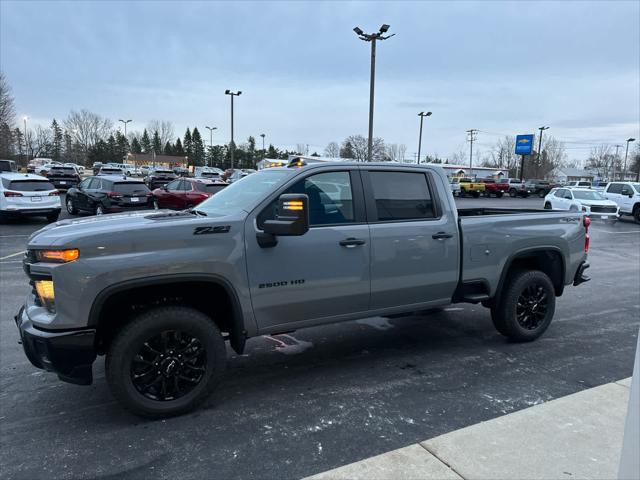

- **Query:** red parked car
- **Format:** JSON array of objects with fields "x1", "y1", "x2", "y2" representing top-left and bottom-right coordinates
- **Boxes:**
[
  {"x1": 480, "y1": 178, "x2": 508, "y2": 198},
  {"x1": 151, "y1": 178, "x2": 227, "y2": 210}
]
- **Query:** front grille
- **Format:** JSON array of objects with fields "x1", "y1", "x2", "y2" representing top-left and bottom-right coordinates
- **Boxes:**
[{"x1": 590, "y1": 206, "x2": 617, "y2": 213}]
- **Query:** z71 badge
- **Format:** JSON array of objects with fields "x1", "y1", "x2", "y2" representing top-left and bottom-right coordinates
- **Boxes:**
[{"x1": 193, "y1": 225, "x2": 231, "y2": 235}]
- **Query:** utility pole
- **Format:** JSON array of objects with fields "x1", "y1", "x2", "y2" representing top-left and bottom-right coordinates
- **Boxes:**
[
  {"x1": 537, "y1": 126, "x2": 549, "y2": 179},
  {"x1": 23, "y1": 116, "x2": 28, "y2": 163},
  {"x1": 260, "y1": 133, "x2": 266, "y2": 159},
  {"x1": 623, "y1": 138, "x2": 636, "y2": 180},
  {"x1": 205, "y1": 126, "x2": 217, "y2": 167},
  {"x1": 613, "y1": 144, "x2": 621, "y2": 181},
  {"x1": 225, "y1": 90, "x2": 242, "y2": 170},
  {"x1": 417, "y1": 111, "x2": 432, "y2": 164},
  {"x1": 353, "y1": 24, "x2": 395, "y2": 162},
  {"x1": 466, "y1": 129, "x2": 478, "y2": 175}
]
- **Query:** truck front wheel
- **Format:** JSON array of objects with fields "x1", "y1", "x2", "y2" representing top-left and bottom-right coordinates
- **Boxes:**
[
  {"x1": 491, "y1": 270, "x2": 556, "y2": 342},
  {"x1": 105, "y1": 306, "x2": 227, "y2": 418}
]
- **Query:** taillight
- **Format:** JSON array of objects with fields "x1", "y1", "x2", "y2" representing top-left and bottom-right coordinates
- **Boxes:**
[
  {"x1": 3, "y1": 191, "x2": 23, "y2": 197},
  {"x1": 107, "y1": 192, "x2": 122, "y2": 199},
  {"x1": 48, "y1": 191, "x2": 60, "y2": 196},
  {"x1": 583, "y1": 215, "x2": 590, "y2": 252}
]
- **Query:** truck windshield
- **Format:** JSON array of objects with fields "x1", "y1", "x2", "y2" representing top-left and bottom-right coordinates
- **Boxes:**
[
  {"x1": 195, "y1": 169, "x2": 292, "y2": 217},
  {"x1": 573, "y1": 190, "x2": 606, "y2": 200}
]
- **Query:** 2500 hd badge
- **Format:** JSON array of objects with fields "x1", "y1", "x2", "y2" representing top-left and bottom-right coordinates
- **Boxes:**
[{"x1": 259, "y1": 279, "x2": 305, "y2": 289}]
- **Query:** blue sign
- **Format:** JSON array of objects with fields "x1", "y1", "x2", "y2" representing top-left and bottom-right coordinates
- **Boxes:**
[{"x1": 515, "y1": 134, "x2": 534, "y2": 155}]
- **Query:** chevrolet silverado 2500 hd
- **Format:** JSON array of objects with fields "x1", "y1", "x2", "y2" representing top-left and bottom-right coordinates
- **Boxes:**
[{"x1": 15, "y1": 162, "x2": 591, "y2": 417}]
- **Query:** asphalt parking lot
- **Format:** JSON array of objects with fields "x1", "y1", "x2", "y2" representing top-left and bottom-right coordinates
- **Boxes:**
[{"x1": 1, "y1": 195, "x2": 639, "y2": 480}]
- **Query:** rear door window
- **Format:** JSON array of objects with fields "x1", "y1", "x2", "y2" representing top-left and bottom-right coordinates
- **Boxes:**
[
  {"x1": 200, "y1": 184, "x2": 227, "y2": 195},
  {"x1": 369, "y1": 171, "x2": 435, "y2": 221}
]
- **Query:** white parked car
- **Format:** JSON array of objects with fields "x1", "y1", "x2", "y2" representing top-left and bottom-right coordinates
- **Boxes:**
[
  {"x1": 98, "y1": 166, "x2": 126, "y2": 176},
  {"x1": 0, "y1": 172, "x2": 61, "y2": 222},
  {"x1": 544, "y1": 187, "x2": 619, "y2": 222},
  {"x1": 64, "y1": 163, "x2": 85, "y2": 174},
  {"x1": 194, "y1": 166, "x2": 225, "y2": 180},
  {"x1": 564, "y1": 181, "x2": 592, "y2": 189},
  {"x1": 604, "y1": 182, "x2": 640, "y2": 223}
]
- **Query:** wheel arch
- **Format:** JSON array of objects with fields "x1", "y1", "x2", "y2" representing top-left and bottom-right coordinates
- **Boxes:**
[
  {"x1": 89, "y1": 274, "x2": 246, "y2": 355},
  {"x1": 493, "y1": 247, "x2": 566, "y2": 304}
]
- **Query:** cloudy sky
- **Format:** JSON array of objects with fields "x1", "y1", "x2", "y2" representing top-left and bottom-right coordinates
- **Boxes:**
[{"x1": 1, "y1": 1, "x2": 638, "y2": 161}]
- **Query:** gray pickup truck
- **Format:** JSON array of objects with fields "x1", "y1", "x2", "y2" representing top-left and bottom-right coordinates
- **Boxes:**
[{"x1": 15, "y1": 162, "x2": 591, "y2": 417}]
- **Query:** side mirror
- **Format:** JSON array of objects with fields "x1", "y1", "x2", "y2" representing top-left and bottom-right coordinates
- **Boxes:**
[{"x1": 258, "y1": 194, "x2": 309, "y2": 247}]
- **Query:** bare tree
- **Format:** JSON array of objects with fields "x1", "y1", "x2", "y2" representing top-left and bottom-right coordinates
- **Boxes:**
[
  {"x1": 450, "y1": 149, "x2": 468, "y2": 165},
  {"x1": 64, "y1": 109, "x2": 113, "y2": 157},
  {"x1": 529, "y1": 135, "x2": 567, "y2": 179},
  {"x1": 341, "y1": 135, "x2": 386, "y2": 161},
  {"x1": 0, "y1": 72, "x2": 16, "y2": 128},
  {"x1": 324, "y1": 141, "x2": 340, "y2": 158},
  {"x1": 25, "y1": 125, "x2": 52, "y2": 159},
  {"x1": 295, "y1": 143, "x2": 308, "y2": 155},
  {"x1": 586, "y1": 144, "x2": 616, "y2": 180},
  {"x1": 398, "y1": 144, "x2": 407, "y2": 162},
  {"x1": 147, "y1": 120, "x2": 174, "y2": 149}
]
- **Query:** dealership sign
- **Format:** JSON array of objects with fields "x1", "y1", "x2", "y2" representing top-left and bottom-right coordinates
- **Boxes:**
[{"x1": 515, "y1": 134, "x2": 534, "y2": 155}]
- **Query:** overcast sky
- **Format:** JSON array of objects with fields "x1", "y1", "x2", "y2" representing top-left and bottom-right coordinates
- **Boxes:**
[{"x1": 1, "y1": 0, "x2": 639, "y2": 161}]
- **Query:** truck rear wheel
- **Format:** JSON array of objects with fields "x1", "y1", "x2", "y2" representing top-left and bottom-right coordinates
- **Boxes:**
[
  {"x1": 491, "y1": 270, "x2": 556, "y2": 342},
  {"x1": 496, "y1": 191, "x2": 504, "y2": 198},
  {"x1": 509, "y1": 188, "x2": 517, "y2": 197},
  {"x1": 105, "y1": 306, "x2": 227, "y2": 418}
]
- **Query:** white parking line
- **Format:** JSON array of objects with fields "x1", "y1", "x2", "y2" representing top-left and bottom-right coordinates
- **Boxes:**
[
  {"x1": 0, "y1": 234, "x2": 29, "y2": 238},
  {"x1": 597, "y1": 230, "x2": 640, "y2": 235},
  {"x1": 0, "y1": 250, "x2": 25, "y2": 261}
]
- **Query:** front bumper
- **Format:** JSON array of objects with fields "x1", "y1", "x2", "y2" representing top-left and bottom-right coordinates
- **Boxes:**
[{"x1": 14, "y1": 306, "x2": 97, "y2": 385}]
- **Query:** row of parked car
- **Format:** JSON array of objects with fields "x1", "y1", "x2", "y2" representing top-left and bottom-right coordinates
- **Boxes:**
[{"x1": 450, "y1": 177, "x2": 600, "y2": 199}]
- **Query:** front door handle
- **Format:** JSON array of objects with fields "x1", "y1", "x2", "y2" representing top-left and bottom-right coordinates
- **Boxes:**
[
  {"x1": 432, "y1": 232, "x2": 454, "y2": 240},
  {"x1": 339, "y1": 237, "x2": 366, "y2": 247}
]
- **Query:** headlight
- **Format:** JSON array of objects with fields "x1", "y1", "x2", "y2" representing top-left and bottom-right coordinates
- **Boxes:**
[
  {"x1": 34, "y1": 280, "x2": 55, "y2": 312},
  {"x1": 36, "y1": 249, "x2": 79, "y2": 263}
]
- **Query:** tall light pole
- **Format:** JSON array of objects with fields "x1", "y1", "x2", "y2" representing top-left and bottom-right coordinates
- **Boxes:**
[
  {"x1": 537, "y1": 126, "x2": 549, "y2": 174},
  {"x1": 623, "y1": 137, "x2": 636, "y2": 180},
  {"x1": 205, "y1": 126, "x2": 217, "y2": 167},
  {"x1": 466, "y1": 129, "x2": 478, "y2": 175},
  {"x1": 613, "y1": 144, "x2": 622, "y2": 181},
  {"x1": 225, "y1": 89, "x2": 242, "y2": 170},
  {"x1": 353, "y1": 24, "x2": 395, "y2": 162},
  {"x1": 119, "y1": 119, "x2": 132, "y2": 165},
  {"x1": 416, "y1": 111, "x2": 432, "y2": 164},
  {"x1": 260, "y1": 133, "x2": 266, "y2": 159},
  {"x1": 22, "y1": 116, "x2": 29, "y2": 163}
]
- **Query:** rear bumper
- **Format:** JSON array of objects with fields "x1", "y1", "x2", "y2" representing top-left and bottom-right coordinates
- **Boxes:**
[
  {"x1": 573, "y1": 261, "x2": 590, "y2": 286},
  {"x1": 14, "y1": 306, "x2": 97, "y2": 385},
  {"x1": 1, "y1": 207, "x2": 60, "y2": 217}
]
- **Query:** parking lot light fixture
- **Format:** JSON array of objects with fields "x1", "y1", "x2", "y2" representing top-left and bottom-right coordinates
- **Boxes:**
[
  {"x1": 417, "y1": 111, "x2": 432, "y2": 164},
  {"x1": 537, "y1": 126, "x2": 550, "y2": 171},
  {"x1": 260, "y1": 133, "x2": 266, "y2": 159},
  {"x1": 205, "y1": 126, "x2": 217, "y2": 167},
  {"x1": 225, "y1": 90, "x2": 242, "y2": 170},
  {"x1": 624, "y1": 138, "x2": 635, "y2": 180},
  {"x1": 353, "y1": 24, "x2": 395, "y2": 162}
]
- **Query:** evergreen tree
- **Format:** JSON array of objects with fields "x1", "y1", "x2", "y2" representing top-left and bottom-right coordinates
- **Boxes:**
[
  {"x1": 13, "y1": 127, "x2": 24, "y2": 160},
  {"x1": 106, "y1": 134, "x2": 118, "y2": 161},
  {"x1": 152, "y1": 130, "x2": 162, "y2": 154},
  {"x1": 191, "y1": 127, "x2": 205, "y2": 166},
  {"x1": 140, "y1": 129, "x2": 151, "y2": 153},
  {"x1": 164, "y1": 141, "x2": 173, "y2": 155},
  {"x1": 174, "y1": 137, "x2": 184, "y2": 155},
  {"x1": 0, "y1": 122, "x2": 13, "y2": 159},
  {"x1": 267, "y1": 144, "x2": 279, "y2": 158},
  {"x1": 183, "y1": 128, "x2": 193, "y2": 162},
  {"x1": 50, "y1": 119, "x2": 63, "y2": 162},
  {"x1": 130, "y1": 137, "x2": 142, "y2": 154},
  {"x1": 115, "y1": 131, "x2": 129, "y2": 160},
  {"x1": 247, "y1": 136, "x2": 256, "y2": 168}
]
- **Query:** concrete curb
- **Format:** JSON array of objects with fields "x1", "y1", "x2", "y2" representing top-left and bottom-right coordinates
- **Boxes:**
[{"x1": 305, "y1": 378, "x2": 632, "y2": 480}]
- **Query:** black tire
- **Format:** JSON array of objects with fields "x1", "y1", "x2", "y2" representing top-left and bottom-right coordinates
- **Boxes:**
[
  {"x1": 106, "y1": 306, "x2": 227, "y2": 418},
  {"x1": 633, "y1": 205, "x2": 640, "y2": 224},
  {"x1": 496, "y1": 191, "x2": 504, "y2": 198},
  {"x1": 544, "y1": 202, "x2": 552, "y2": 210},
  {"x1": 509, "y1": 188, "x2": 517, "y2": 198},
  {"x1": 66, "y1": 197, "x2": 78, "y2": 215},
  {"x1": 491, "y1": 270, "x2": 556, "y2": 342},
  {"x1": 538, "y1": 189, "x2": 546, "y2": 198},
  {"x1": 46, "y1": 212, "x2": 60, "y2": 223},
  {"x1": 460, "y1": 187, "x2": 466, "y2": 197},
  {"x1": 472, "y1": 191, "x2": 480, "y2": 198}
]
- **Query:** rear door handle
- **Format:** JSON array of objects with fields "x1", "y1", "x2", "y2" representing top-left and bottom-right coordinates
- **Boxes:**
[
  {"x1": 339, "y1": 237, "x2": 366, "y2": 247},
  {"x1": 432, "y1": 232, "x2": 454, "y2": 240}
]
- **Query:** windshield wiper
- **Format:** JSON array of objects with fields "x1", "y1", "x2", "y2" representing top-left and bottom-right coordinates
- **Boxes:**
[{"x1": 191, "y1": 209, "x2": 208, "y2": 217}]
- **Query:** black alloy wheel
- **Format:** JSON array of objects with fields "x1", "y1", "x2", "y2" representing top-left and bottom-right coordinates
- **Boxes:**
[
  {"x1": 515, "y1": 283, "x2": 549, "y2": 330},
  {"x1": 131, "y1": 330, "x2": 206, "y2": 402}
]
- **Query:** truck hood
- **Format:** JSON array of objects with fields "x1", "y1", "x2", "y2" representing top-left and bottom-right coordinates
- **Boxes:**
[
  {"x1": 28, "y1": 210, "x2": 241, "y2": 248},
  {"x1": 578, "y1": 199, "x2": 617, "y2": 207}
]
